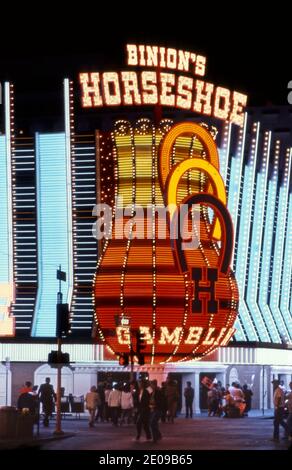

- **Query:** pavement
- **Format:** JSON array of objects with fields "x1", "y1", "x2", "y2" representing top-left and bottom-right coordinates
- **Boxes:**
[{"x1": 1, "y1": 411, "x2": 290, "y2": 451}]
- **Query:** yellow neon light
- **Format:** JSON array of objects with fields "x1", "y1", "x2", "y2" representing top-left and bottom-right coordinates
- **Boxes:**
[
  {"x1": 159, "y1": 122, "x2": 220, "y2": 190},
  {"x1": 166, "y1": 158, "x2": 226, "y2": 240}
]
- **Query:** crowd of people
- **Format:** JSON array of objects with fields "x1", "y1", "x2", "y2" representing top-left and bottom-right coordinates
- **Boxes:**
[
  {"x1": 17, "y1": 377, "x2": 56, "y2": 427},
  {"x1": 84, "y1": 377, "x2": 182, "y2": 442},
  {"x1": 16, "y1": 376, "x2": 292, "y2": 443},
  {"x1": 206, "y1": 381, "x2": 253, "y2": 418}
]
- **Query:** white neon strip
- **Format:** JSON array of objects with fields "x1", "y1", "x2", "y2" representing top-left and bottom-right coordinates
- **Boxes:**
[
  {"x1": 280, "y1": 190, "x2": 292, "y2": 340},
  {"x1": 219, "y1": 121, "x2": 232, "y2": 184},
  {"x1": 246, "y1": 132, "x2": 271, "y2": 341},
  {"x1": 258, "y1": 143, "x2": 281, "y2": 342},
  {"x1": 234, "y1": 122, "x2": 260, "y2": 341},
  {"x1": 226, "y1": 115, "x2": 248, "y2": 340},
  {"x1": 270, "y1": 148, "x2": 292, "y2": 340},
  {"x1": 64, "y1": 78, "x2": 74, "y2": 307},
  {"x1": 4, "y1": 82, "x2": 14, "y2": 286},
  {"x1": 32, "y1": 133, "x2": 71, "y2": 336},
  {"x1": 229, "y1": 112, "x2": 247, "y2": 269}
]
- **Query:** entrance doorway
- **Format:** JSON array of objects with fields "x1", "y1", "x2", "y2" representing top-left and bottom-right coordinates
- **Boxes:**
[{"x1": 97, "y1": 371, "x2": 137, "y2": 385}]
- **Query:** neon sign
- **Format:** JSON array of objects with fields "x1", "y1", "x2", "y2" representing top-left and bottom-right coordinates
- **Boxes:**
[
  {"x1": 79, "y1": 44, "x2": 247, "y2": 127},
  {"x1": 93, "y1": 120, "x2": 239, "y2": 363}
]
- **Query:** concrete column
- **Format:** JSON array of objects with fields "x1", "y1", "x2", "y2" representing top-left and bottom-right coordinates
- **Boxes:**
[
  {"x1": 259, "y1": 366, "x2": 269, "y2": 411},
  {"x1": 0, "y1": 367, "x2": 12, "y2": 406},
  {"x1": 194, "y1": 371, "x2": 200, "y2": 414}
]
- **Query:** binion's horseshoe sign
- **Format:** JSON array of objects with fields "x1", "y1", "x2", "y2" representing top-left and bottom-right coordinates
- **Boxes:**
[{"x1": 80, "y1": 45, "x2": 243, "y2": 363}]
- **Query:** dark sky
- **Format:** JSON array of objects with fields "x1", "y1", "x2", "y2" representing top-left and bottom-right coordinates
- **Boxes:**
[{"x1": 0, "y1": 15, "x2": 291, "y2": 131}]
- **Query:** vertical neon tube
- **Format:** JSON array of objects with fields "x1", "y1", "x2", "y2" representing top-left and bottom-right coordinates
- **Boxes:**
[
  {"x1": 64, "y1": 78, "x2": 74, "y2": 308},
  {"x1": 227, "y1": 114, "x2": 247, "y2": 340},
  {"x1": 246, "y1": 131, "x2": 271, "y2": 341},
  {"x1": 270, "y1": 147, "x2": 292, "y2": 340},
  {"x1": 279, "y1": 190, "x2": 292, "y2": 341},
  {"x1": 258, "y1": 142, "x2": 281, "y2": 342},
  {"x1": 219, "y1": 121, "x2": 232, "y2": 185},
  {"x1": 234, "y1": 122, "x2": 260, "y2": 341},
  {"x1": 4, "y1": 82, "x2": 14, "y2": 287}
]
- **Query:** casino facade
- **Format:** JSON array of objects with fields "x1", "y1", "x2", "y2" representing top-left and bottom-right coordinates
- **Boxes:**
[{"x1": 0, "y1": 45, "x2": 292, "y2": 412}]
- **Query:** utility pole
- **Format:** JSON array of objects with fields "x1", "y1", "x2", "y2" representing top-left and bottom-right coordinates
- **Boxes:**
[
  {"x1": 54, "y1": 265, "x2": 66, "y2": 436},
  {"x1": 262, "y1": 364, "x2": 266, "y2": 416},
  {"x1": 5, "y1": 357, "x2": 10, "y2": 406},
  {"x1": 129, "y1": 342, "x2": 134, "y2": 383}
]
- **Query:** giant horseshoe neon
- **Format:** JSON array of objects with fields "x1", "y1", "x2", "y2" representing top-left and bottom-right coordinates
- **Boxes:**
[
  {"x1": 173, "y1": 193, "x2": 234, "y2": 274},
  {"x1": 158, "y1": 121, "x2": 220, "y2": 191},
  {"x1": 166, "y1": 158, "x2": 226, "y2": 240}
]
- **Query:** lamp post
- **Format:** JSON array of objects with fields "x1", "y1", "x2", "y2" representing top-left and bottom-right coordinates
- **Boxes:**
[
  {"x1": 262, "y1": 364, "x2": 268, "y2": 416},
  {"x1": 5, "y1": 356, "x2": 10, "y2": 406},
  {"x1": 54, "y1": 266, "x2": 66, "y2": 436}
]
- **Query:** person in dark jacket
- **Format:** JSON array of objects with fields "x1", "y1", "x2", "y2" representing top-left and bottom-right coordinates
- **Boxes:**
[
  {"x1": 149, "y1": 380, "x2": 163, "y2": 443},
  {"x1": 96, "y1": 382, "x2": 106, "y2": 422},
  {"x1": 17, "y1": 391, "x2": 38, "y2": 414},
  {"x1": 160, "y1": 382, "x2": 168, "y2": 423},
  {"x1": 135, "y1": 380, "x2": 151, "y2": 441},
  {"x1": 184, "y1": 381, "x2": 194, "y2": 418},
  {"x1": 38, "y1": 377, "x2": 56, "y2": 426},
  {"x1": 165, "y1": 379, "x2": 179, "y2": 423},
  {"x1": 242, "y1": 384, "x2": 253, "y2": 415}
]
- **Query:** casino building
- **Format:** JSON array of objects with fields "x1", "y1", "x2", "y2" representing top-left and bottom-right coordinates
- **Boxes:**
[{"x1": 0, "y1": 66, "x2": 292, "y2": 412}]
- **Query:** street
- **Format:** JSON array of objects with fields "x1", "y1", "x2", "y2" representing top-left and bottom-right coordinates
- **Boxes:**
[{"x1": 39, "y1": 414, "x2": 289, "y2": 451}]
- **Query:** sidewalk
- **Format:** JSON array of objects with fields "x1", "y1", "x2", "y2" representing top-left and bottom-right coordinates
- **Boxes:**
[
  {"x1": 0, "y1": 411, "x2": 288, "y2": 451},
  {"x1": 0, "y1": 421, "x2": 75, "y2": 450}
]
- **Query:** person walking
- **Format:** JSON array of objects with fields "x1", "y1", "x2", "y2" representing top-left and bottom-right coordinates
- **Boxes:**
[
  {"x1": 104, "y1": 383, "x2": 112, "y2": 422},
  {"x1": 272, "y1": 379, "x2": 288, "y2": 442},
  {"x1": 108, "y1": 384, "x2": 121, "y2": 426},
  {"x1": 184, "y1": 381, "x2": 194, "y2": 418},
  {"x1": 160, "y1": 382, "x2": 168, "y2": 423},
  {"x1": 207, "y1": 384, "x2": 219, "y2": 417},
  {"x1": 286, "y1": 381, "x2": 292, "y2": 441},
  {"x1": 242, "y1": 384, "x2": 253, "y2": 415},
  {"x1": 96, "y1": 382, "x2": 105, "y2": 422},
  {"x1": 120, "y1": 383, "x2": 134, "y2": 425},
  {"x1": 19, "y1": 381, "x2": 33, "y2": 396},
  {"x1": 85, "y1": 385, "x2": 100, "y2": 427},
  {"x1": 165, "y1": 378, "x2": 179, "y2": 423},
  {"x1": 135, "y1": 380, "x2": 151, "y2": 441},
  {"x1": 149, "y1": 380, "x2": 163, "y2": 443},
  {"x1": 38, "y1": 377, "x2": 56, "y2": 427}
]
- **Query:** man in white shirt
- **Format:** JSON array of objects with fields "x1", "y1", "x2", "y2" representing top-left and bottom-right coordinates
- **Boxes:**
[
  {"x1": 272, "y1": 379, "x2": 288, "y2": 442},
  {"x1": 108, "y1": 384, "x2": 121, "y2": 426}
]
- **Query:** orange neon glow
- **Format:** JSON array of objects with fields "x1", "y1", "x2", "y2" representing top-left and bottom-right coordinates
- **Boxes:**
[
  {"x1": 79, "y1": 72, "x2": 247, "y2": 126},
  {"x1": 93, "y1": 119, "x2": 239, "y2": 363},
  {"x1": 0, "y1": 283, "x2": 16, "y2": 337},
  {"x1": 165, "y1": 157, "x2": 226, "y2": 240}
]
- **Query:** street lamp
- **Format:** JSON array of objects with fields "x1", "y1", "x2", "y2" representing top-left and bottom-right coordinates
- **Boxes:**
[
  {"x1": 54, "y1": 266, "x2": 67, "y2": 436},
  {"x1": 262, "y1": 364, "x2": 268, "y2": 416},
  {"x1": 5, "y1": 356, "x2": 10, "y2": 406}
]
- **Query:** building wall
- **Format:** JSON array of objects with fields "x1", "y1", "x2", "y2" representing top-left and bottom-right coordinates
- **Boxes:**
[
  {"x1": 10, "y1": 362, "x2": 42, "y2": 406},
  {"x1": 4, "y1": 355, "x2": 291, "y2": 412}
]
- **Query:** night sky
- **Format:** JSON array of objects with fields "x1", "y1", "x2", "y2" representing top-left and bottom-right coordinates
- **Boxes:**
[{"x1": 0, "y1": 15, "x2": 291, "y2": 132}]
